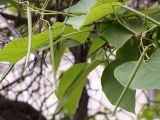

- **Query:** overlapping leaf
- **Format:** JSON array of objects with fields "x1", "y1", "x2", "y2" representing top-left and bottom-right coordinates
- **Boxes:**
[
  {"x1": 56, "y1": 63, "x2": 87, "y2": 99},
  {"x1": 102, "y1": 60, "x2": 135, "y2": 113},
  {"x1": 0, "y1": 22, "x2": 90, "y2": 63},
  {"x1": 67, "y1": 0, "x2": 96, "y2": 14},
  {"x1": 56, "y1": 60, "x2": 102, "y2": 114},
  {"x1": 101, "y1": 21, "x2": 133, "y2": 50},
  {"x1": 88, "y1": 37, "x2": 106, "y2": 56},
  {"x1": 101, "y1": 40, "x2": 138, "y2": 112},
  {"x1": 67, "y1": 0, "x2": 121, "y2": 29},
  {"x1": 66, "y1": 15, "x2": 86, "y2": 29},
  {"x1": 114, "y1": 49, "x2": 160, "y2": 89},
  {"x1": 82, "y1": 2, "x2": 120, "y2": 26}
]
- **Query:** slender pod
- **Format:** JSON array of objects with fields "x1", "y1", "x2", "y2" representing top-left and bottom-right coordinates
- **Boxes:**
[{"x1": 25, "y1": 3, "x2": 32, "y2": 68}]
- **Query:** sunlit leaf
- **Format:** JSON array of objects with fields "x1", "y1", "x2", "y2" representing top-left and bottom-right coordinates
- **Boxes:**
[
  {"x1": 82, "y1": 2, "x2": 121, "y2": 26},
  {"x1": 67, "y1": 1, "x2": 121, "y2": 29},
  {"x1": 66, "y1": 15, "x2": 86, "y2": 29},
  {"x1": 66, "y1": 0, "x2": 96, "y2": 14},
  {"x1": 0, "y1": 22, "x2": 90, "y2": 63}
]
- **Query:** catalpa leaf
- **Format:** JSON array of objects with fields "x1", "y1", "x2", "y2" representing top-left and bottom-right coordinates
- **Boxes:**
[
  {"x1": 56, "y1": 63, "x2": 87, "y2": 99},
  {"x1": 101, "y1": 21, "x2": 133, "y2": 50},
  {"x1": 66, "y1": 0, "x2": 96, "y2": 14},
  {"x1": 102, "y1": 40, "x2": 138, "y2": 113},
  {"x1": 56, "y1": 60, "x2": 102, "y2": 114},
  {"x1": 66, "y1": 15, "x2": 86, "y2": 29},
  {"x1": 88, "y1": 37, "x2": 106, "y2": 56},
  {"x1": 115, "y1": 49, "x2": 160, "y2": 89},
  {"x1": 0, "y1": 22, "x2": 90, "y2": 63},
  {"x1": 102, "y1": 60, "x2": 135, "y2": 113},
  {"x1": 67, "y1": 1, "x2": 121, "y2": 29},
  {"x1": 82, "y1": 2, "x2": 121, "y2": 26}
]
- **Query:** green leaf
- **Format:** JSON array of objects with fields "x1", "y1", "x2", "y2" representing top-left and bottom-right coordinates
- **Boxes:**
[
  {"x1": 101, "y1": 21, "x2": 133, "y2": 50},
  {"x1": 114, "y1": 48, "x2": 160, "y2": 89},
  {"x1": 91, "y1": 0, "x2": 119, "y2": 9},
  {"x1": 67, "y1": 1, "x2": 121, "y2": 29},
  {"x1": 67, "y1": 0, "x2": 96, "y2": 14},
  {"x1": 90, "y1": 48, "x2": 106, "y2": 61},
  {"x1": 66, "y1": 15, "x2": 86, "y2": 29},
  {"x1": 82, "y1": 2, "x2": 121, "y2": 26},
  {"x1": 101, "y1": 60, "x2": 135, "y2": 113},
  {"x1": 62, "y1": 39, "x2": 80, "y2": 48},
  {"x1": 54, "y1": 44, "x2": 64, "y2": 73},
  {"x1": 0, "y1": 22, "x2": 90, "y2": 63},
  {"x1": 101, "y1": 39, "x2": 138, "y2": 112},
  {"x1": 62, "y1": 25, "x2": 90, "y2": 43},
  {"x1": 116, "y1": 38, "x2": 139, "y2": 60},
  {"x1": 88, "y1": 37, "x2": 106, "y2": 56},
  {"x1": 150, "y1": 12, "x2": 160, "y2": 22},
  {"x1": 56, "y1": 63, "x2": 87, "y2": 99},
  {"x1": 56, "y1": 60, "x2": 102, "y2": 114},
  {"x1": 0, "y1": 30, "x2": 49, "y2": 63},
  {"x1": 124, "y1": 17, "x2": 147, "y2": 34}
]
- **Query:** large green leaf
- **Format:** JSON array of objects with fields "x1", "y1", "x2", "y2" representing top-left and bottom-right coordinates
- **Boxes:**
[
  {"x1": 0, "y1": 22, "x2": 90, "y2": 63},
  {"x1": 66, "y1": 15, "x2": 86, "y2": 29},
  {"x1": 82, "y1": 2, "x2": 121, "y2": 26},
  {"x1": 62, "y1": 24, "x2": 90, "y2": 43},
  {"x1": 150, "y1": 12, "x2": 160, "y2": 22},
  {"x1": 56, "y1": 63, "x2": 87, "y2": 99},
  {"x1": 124, "y1": 17, "x2": 147, "y2": 34},
  {"x1": 67, "y1": 0, "x2": 96, "y2": 14},
  {"x1": 54, "y1": 44, "x2": 64, "y2": 73},
  {"x1": 67, "y1": 1, "x2": 121, "y2": 29},
  {"x1": 101, "y1": 60, "x2": 135, "y2": 113},
  {"x1": 56, "y1": 60, "x2": 102, "y2": 114},
  {"x1": 116, "y1": 39, "x2": 139, "y2": 60},
  {"x1": 101, "y1": 40, "x2": 138, "y2": 113},
  {"x1": 101, "y1": 21, "x2": 133, "y2": 50},
  {"x1": 61, "y1": 39, "x2": 80, "y2": 48},
  {"x1": 91, "y1": 0, "x2": 119, "y2": 10},
  {"x1": 114, "y1": 48, "x2": 160, "y2": 89}
]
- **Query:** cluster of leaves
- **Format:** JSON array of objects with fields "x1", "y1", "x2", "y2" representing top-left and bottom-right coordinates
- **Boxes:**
[{"x1": 1, "y1": 0, "x2": 160, "y2": 116}]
